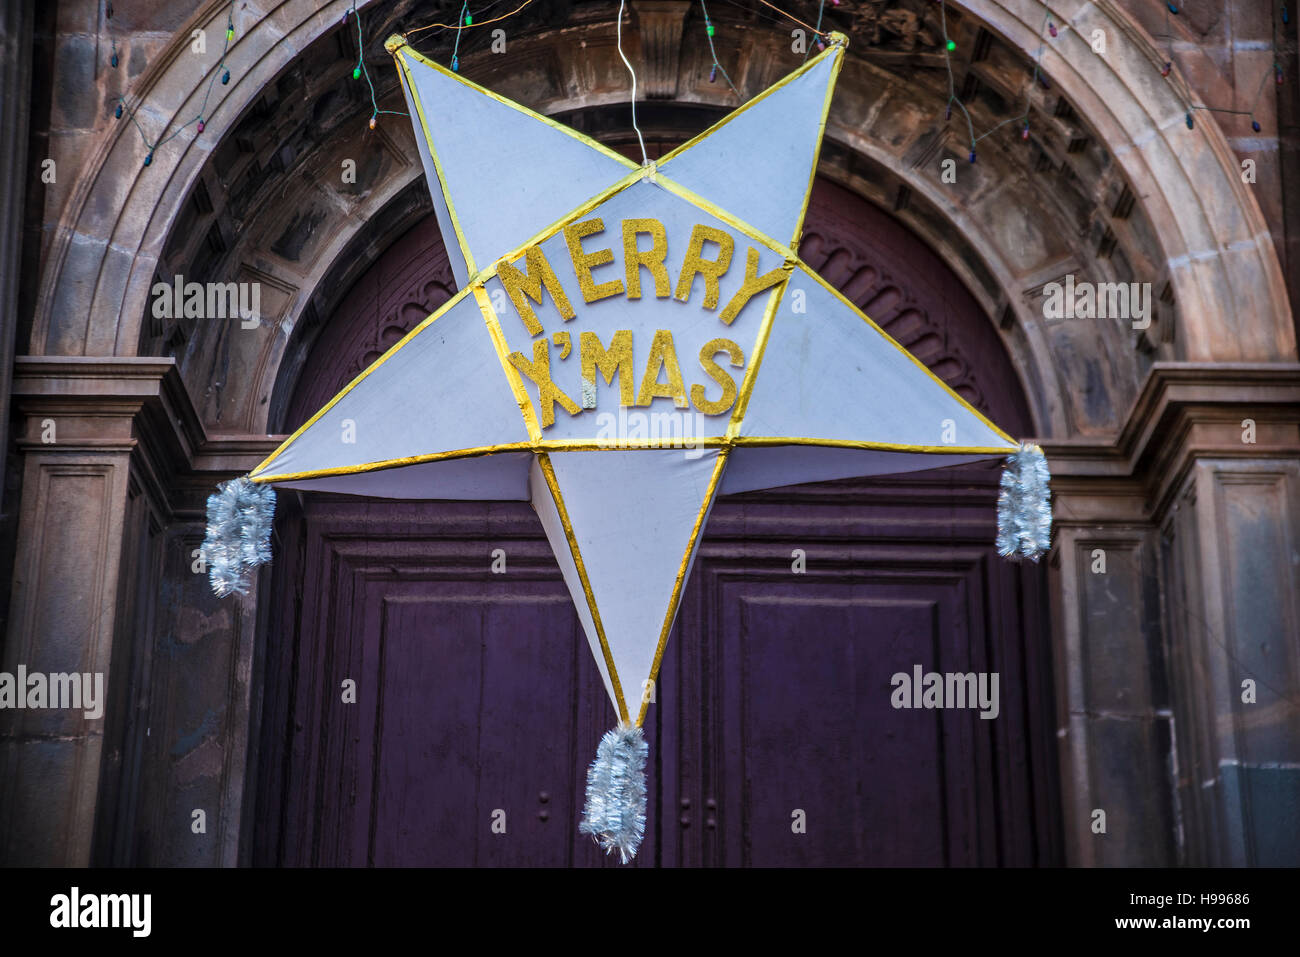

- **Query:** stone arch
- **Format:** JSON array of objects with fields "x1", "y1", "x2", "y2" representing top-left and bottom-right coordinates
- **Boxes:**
[{"x1": 30, "y1": 0, "x2": 1293, "y2": 441}]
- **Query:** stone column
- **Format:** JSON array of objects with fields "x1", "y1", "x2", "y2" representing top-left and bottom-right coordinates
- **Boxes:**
[
  {"x1": 1047, "y1": 470, "x2": 1174, "y2": 865},
  {"x1": 0, "y1": 357, "x2": 176, "y2": 865},
  {"x1": 1045, "y1": 362, "x2": 1300, "y2": 866},
  {"x1": 1147, "y1": 366, "x2": 1300, "y2": 866},
  {"x1": 0, "y1": 0, "x2": 33, "y2": 514}
]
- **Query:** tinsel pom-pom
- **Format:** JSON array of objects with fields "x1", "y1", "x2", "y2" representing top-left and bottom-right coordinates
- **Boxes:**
[
  {"x1": 199, "y1": 476, "x2": 276, "y2": 597},
  {"x1": 996, "y1": 442, "x2": 1052, "y2": 561},
  {"x1": 579, "y1": 724, "x2": 648, "y2": 864}
]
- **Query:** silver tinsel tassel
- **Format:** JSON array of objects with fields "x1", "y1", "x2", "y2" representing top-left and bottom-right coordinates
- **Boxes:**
[
  {"x1": 579, "y1": 724, "x2": 648, "y2": 864},
  {"x1": 200, "y1": 476, "x2": 276, "y2": 597},
  {"x1": 996, "y1": 442, "x2": 1052, "y2": 561}
]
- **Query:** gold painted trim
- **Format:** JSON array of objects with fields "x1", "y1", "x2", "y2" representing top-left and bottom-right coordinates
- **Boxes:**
[
  {"x1": 540, "y1": 437, "x2": 730, "y2": 451},
  {"x1": 396, "y1": 56, "x2": 478, "y2": 277},
  {"x1": 393, "y1": 44, "x2": 641, "y2": 173},
  {"x1": 791, "y1": 40, "x2": 847, "y2": 251},
  {"x1": 798, "y1": 266, "x2": 1020, "y2": 446},
  {"x1": 473, "y1": 284, "x2": 543, "y2": 441},
  {"x1": 249, "y1": 435, "x2": 1013, "y2": 486},
  {"x1": 537, "y1": 451, "x2": 630, "y2": 724},
  {"x1": 731, "y1": 438, "x2": 1015, "y2": 453},
  {"x1": 726, "y1": 270, "x2": 792, "y2": 441},
  {"x1": 635, "y1": 447, "x2": 730, "y2": 727},
  {"x1": 656, "y1": 40, "x2": 844, "y2": 166},
  {"x1": 653, "y1": 174, "x2": 797, "y2": 262},
  {"x1": 251, "y1": 443, "x2": 534, "y2": 484},
  {"x1": 249, "y1": 284, "x2": 481, "y2": 479}
]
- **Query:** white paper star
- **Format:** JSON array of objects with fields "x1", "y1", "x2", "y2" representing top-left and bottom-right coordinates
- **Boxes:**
[{"x1": 249, "y1": 33, "x2": 1022, "y2": 735}]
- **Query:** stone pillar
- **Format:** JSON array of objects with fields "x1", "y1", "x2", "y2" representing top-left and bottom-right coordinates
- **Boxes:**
[
  {"x1": 1150, "y1": 368, "x2": 1300, "y2": 866},
  {"x1": 0, "y1": 0, "x2": 32, "y2": 515},
  {"x1": 0, "y1": 357, "x2": 181, "y2": 865},
  {"x1": 1045, "y1": 362, "x2": 1300, "y2": 866}
]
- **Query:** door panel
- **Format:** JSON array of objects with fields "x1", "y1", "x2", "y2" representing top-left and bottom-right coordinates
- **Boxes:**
[
  {"x1": 661, "y1": 471, "x2": 1057, "y2": 867},
  {"x1": 254, "y1": 499, "x2": 662, "y2": 866}
]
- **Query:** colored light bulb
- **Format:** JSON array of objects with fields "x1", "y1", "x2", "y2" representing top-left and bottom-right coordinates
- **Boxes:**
[
  {"x1": 221, "y1": 69, "x2": 230, "y2": 84},
  {"x1": 227, "y1": 27, "x2": 234, "y2": 42},
  {"x1": 114, "y1": 103, "x2": 122, "y2": 119},
  {"x1": 946, "y1": 40, "x2": 956, "y2": 51},
  {"x1": 1048, "y1": 22, "x2": 1057, "y2": 37},
  {"x1": 1022, "y1": 123, "x2": 1030, "y2": 140},
  {"x1": 1161, "y1": 61, "x2": 1171, "y2": 77},
  {"x1": 111, "y1": 52, "x2": 119, "y2": 68},
  {"x1": 452, "y1": 55, "x2": 459, "y2": 71},
  {"x1": 707, "y1": 23, "x2": 715, "y2": 37},
  {"x1": 352, "y1": 65, "x2": 361, "y2": 79},
  {"x1": 369, "y1": 115, "x2": 376, "y2": 130},
  {"x1": 1167, "y1": 3, "x2": 1179, "y2": 13},
  {"x1": 968, "y1": 148, "x2": 976, "y2": 163},
  {"x1": 945, "y1": 103, "x2": 952, "y2": 120},
  {"x1": 1185, "y1": 112, "x2": 1193, "y2": 129},
  {"x1": 1277, "y1": 65, "x2": 1284, "y2": 85},
  {"x1": 1252, "y1": 119, "x2": 1261, "y2": 132},
  {"x1": 464, "y1": 14, "x2": 472, "y2": 25},
  {"x1": 709, "y1": 65, "x2": 716, "y2": 83},
  {"x1": 197, "y1": 119, "x2": 205, "y2": 133},
  {"x1": 144, "y1": 152, "x2": 153, "y2": 167}
]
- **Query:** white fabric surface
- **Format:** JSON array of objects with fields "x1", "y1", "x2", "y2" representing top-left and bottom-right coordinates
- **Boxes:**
[
  {"x1": 273, "y1": 452, "x2": 533, "y2": 500},
  {"x1": 255, "y1": 291, "x2": 528, "y2": 481},
  {"x1": 659, "y1": 54, "x2": 837, "y2": 246},
  {"x1": 740, "y1": 265, "x2": 1016, "y2": 451},
  {"x1": 398, "y1": 48, "x2": 636, "y2": 276},
  {"x1": 534, "y1": 449, "x2": 721, "y2": 716}
]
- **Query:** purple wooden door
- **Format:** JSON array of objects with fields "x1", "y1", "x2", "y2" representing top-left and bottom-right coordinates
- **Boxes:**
[{"x1": 252, "y1": 181, "x2": 1061, "y2": 867}]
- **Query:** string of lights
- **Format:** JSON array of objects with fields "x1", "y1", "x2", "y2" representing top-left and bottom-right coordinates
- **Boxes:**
[
  {"x1": 701, "y1": 0, "x2": 741, "y2": 96},
  {"x1": 1154, "y1": 1, "x2": 1286, "y2": 132},
  {"x1": 343, "y1": 2, "x2": 409, "y2": 128},
  {"x1": 110, "y1": 2, "x2": 236, "y2": 167},
  {"x1": 106, "y1": 0, "x2": 1289, "y2": 172}
]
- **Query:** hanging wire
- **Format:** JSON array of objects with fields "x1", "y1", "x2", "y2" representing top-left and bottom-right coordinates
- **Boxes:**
[
  {"x1": 113, "y1": 2, "x2": 238, "y2": 160},
  {"x1": 405, "y1": 0, "x2": 534, "y2": 38},
  {"x1": 616, "y1": 0, "x2": 649, "y2": 165},
  {"x1": 753, "y1": 0, "x2": 830, "y2": 37},
  {"x1": 700, "y1": 0, "x2": 741, "y2": 97},
  {"x1": 801, "y1": 0, "x2": 826, "y2": 63},
  {"x1": 350, "y1": 1, "x2": 407, "y2": 124},
  {"x1": 937, "y1": 0, "x2": 1053, "y2": 157}
]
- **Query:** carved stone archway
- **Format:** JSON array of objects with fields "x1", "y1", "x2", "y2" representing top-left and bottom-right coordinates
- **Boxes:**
[{"x1": 26, "y1": 0, "x2": 1296, "y2": 431}]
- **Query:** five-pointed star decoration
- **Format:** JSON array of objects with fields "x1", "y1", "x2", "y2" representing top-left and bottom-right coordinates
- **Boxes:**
[{"x1": 200, "y1": 31, "x2": 1051, "y2": 863}]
